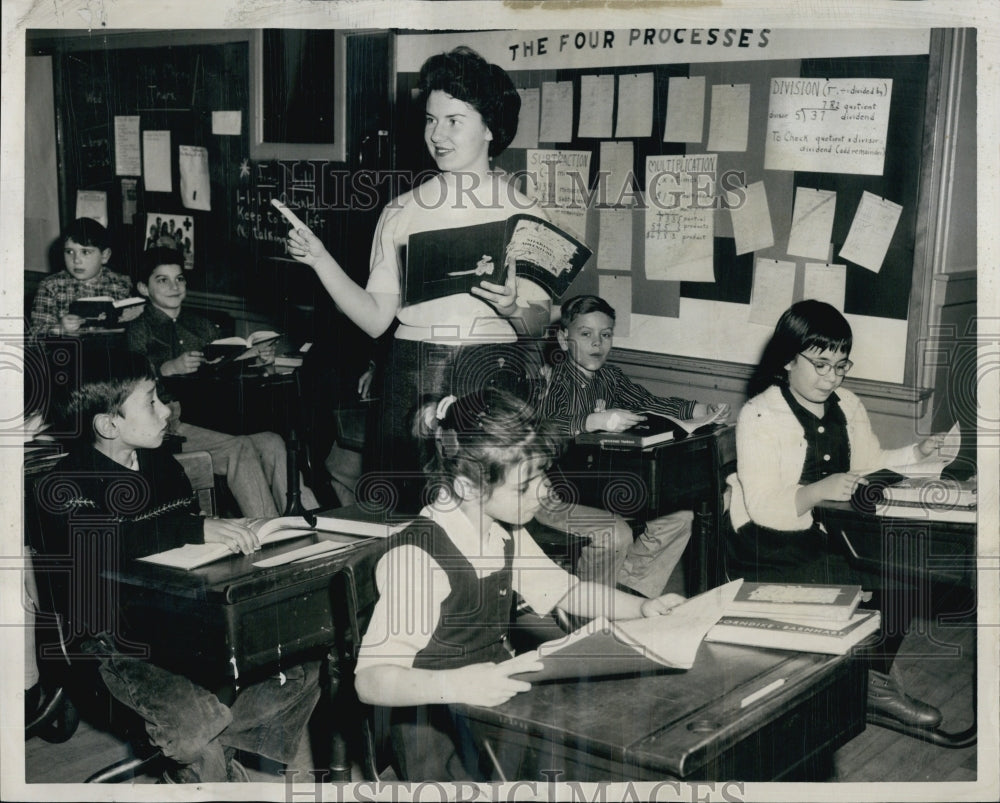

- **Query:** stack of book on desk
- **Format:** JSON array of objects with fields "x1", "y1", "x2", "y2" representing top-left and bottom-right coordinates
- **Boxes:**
[
  {"x1": 875, "y1": 475, "x2": 977, "y2": 524},
  {"x1": 705, "y1": 582, "x2": 882, "y2": 655}
]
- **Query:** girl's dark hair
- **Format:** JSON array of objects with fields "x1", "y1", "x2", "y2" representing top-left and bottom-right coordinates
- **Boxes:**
[
  {"x1": 139, "y1": 246, "x2": 185, "y2": 285},
  {"x1": 747, "y1": 299, "x2": 854, "y2": 398},
  {"x1": 61, "y1": 217, "x2": 111, "y2": 250},
  {"x1": 53, "y1": 348, "x2": 157, "y2": 442},
  {"x1": 416, "y1": 388, "x2": 560, "y2": 499},
  {"x1": 559, "y1": 294, "x2": 617, "y2": 328},
  {"x1": 417, "y1": 46, "x2": 520, "y2": 158}
]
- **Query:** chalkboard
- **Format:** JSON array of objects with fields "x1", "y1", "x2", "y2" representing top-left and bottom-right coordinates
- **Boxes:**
[{"x1": 56, "y1": 40, "x2": 253, "y2": 296}]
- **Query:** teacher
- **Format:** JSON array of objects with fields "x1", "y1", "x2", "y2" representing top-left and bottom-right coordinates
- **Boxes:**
[{"x1": 287, "y1": 46, "x2": 552, "y2": 510}]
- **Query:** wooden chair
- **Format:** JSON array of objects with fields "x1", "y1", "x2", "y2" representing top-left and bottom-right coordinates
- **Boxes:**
[
  {"x1": 173, "y1": 450, "x2": 217, "y2": 516},
  {"x1": 690, "y1": 424, "x2": 738, "y2": 594}
]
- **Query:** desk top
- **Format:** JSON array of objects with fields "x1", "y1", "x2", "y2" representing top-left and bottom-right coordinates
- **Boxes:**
[{"x1": 456, "y1": 640, "x2": 852, "y2": 778}]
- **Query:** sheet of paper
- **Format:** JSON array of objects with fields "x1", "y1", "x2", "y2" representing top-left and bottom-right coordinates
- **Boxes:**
[
  {"x1": 75, "y1": 190, "x2": 107, "y2": 228},
  {"x1": 179, "y1": 145, "x2": 211, "y2": 211},
  {"x1": 729, "y1": 180, "x2": 774, "y2": 255},
  {"x1": 616, "y1": 580, "x2": 743, "y2": 670},
  {"x1": 525, "y1": 149, "x2": 591, "y2": 240},
  {"x1": 509, "y1": 88, "x2": 540, "y2": 149},
  {"x1": 764, "y1": 77, "x2": 893, "y2": 175},
  {"x1": 211, "y1": 110, "x2": 242, "y2": 136},
  {"x1": 121, "y1": 178, "x2": 138, "y2": 224},
  {"x1": 539, "y1": 81, "x2": 574, "y2": 143},
  {"x1": 892, "y1": 422, "x2": 963, "y2": 478},
  {"x1": 644, "y1": 154, "x2": 716, "y2": 282},
  {"x1": 577, "y1": 75, "x2": 614, "y2": 139},
  {"x1": 787, "y1": 187, "x2": 837, "y2": 259},
  {"x1": 597, "y1": 207, "x2": 633, "y2": 272},
  {"x1": 615, "y1": 72, "x2": 654, "y2": 138},
  {"x1": 664, "y1": 75, "x2": 706, "y2": 143},
  {"x1": 142, "y1": 130, "x2": 172, "y2": 192},
  {"x1": 839, "y1": 191, "x2": 903, "y2": 273},
  {"x1": 113, "y1": 115, "x2": 141, "y2": 175},
  {"x1": 802, "y1": 262, "x2": 847, "y2": 310},
  {"x1": 707, "y1": 83, "x2": 750, "y2": 152},
  {"x1": 750, "y1": 259, "x2": 797, "y2": 326},
  {"x1": 598, "y1": 273, "x2": 632, "y2": 336},
  {"x1": 252, "y1": 540, "x2": 355, "y2": 569},
  {"x1": 599, "y1": 141, "x2": 635, "y2": 206}
]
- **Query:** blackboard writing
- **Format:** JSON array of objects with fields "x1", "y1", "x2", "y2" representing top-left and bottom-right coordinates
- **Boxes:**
[{"x1": 235, "y1": 159, "x2": 330, "y2": 248}]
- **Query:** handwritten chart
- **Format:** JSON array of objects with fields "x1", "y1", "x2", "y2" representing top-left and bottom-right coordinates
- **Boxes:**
[{"x1": 763, "y1": 77, "x2": 892, "y2": 175}]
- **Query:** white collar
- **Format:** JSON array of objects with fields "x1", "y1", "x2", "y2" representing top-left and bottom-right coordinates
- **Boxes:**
[{"x1": 421, "y1": 495, "x2": 513, "y2": 562}]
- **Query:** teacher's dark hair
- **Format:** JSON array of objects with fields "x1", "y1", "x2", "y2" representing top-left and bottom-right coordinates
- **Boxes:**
[
  {"x1": 417, "y1": 46, "x2": 521, "y2": 157},
  {"x1": 747, "y1": 299, "x2": 853, "y2": 399}
]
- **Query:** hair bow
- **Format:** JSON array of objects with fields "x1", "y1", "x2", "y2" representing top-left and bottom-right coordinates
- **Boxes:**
[{"x1": 436, "y1": 395, "x2": 458, "y2": 421}]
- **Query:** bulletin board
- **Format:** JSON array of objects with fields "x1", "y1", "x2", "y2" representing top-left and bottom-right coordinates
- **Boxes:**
[{"x1": 393, "y1": 29, "x2": 934, "y2": 380}]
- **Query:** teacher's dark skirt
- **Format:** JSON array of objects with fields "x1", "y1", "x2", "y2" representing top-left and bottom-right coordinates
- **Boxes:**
[{"x1": 361, "y1": 338, "x2": 544, "y2": 515}]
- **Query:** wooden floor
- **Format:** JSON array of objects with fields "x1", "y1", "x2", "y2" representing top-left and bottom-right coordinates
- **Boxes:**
[{"x1": 20, "y1": 604, "x2": 979, "y2": 788}]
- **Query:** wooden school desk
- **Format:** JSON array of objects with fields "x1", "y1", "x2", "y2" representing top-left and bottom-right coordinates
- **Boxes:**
[
  {"x1": 453, "y1": 640, "x2": 866, "y2": 782},
  {"x1": 103, "y1": 521, "x2": 382, "y2": 691}
]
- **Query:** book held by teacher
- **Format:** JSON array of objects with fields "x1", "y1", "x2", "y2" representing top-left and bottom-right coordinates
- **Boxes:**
[{"x1": 403, "y1": 214, "x2": 592, "y2": 307}]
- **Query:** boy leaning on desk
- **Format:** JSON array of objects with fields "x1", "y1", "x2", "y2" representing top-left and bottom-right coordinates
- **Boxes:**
[
  {"x1": 28, "y1": 348, "x2": 321, "y2": 783},
  {"x1": 534, "y1": 293, "x2": 731, "y2": 599}
]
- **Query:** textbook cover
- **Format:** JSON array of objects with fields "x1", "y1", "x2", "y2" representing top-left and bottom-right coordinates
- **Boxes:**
[
  {"x1": 725, "y1": 582, "x2": 863, "y2": 622},
  {"x1": 404, "y1": 213, "x2": 592, "y2": 307},
  {"x1": 705, "y1": 609, "x2": 881, "y2": 655}
]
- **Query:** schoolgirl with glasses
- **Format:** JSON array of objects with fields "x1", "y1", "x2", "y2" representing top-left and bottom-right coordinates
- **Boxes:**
[{"x1": 727, "y1": 299, "x2": 947, "y2": 728}]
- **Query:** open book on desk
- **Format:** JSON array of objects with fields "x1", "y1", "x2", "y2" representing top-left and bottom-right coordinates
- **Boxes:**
[
  {"x1": 511, "y1": 580, "x2": 742, "y2": 682},
  {"x1": 138, "y1": 513, "x2": 410, "y2": 571},
  {"x1": 404, "y1": 214, "x2": 591, "y2": 307},
  {"x1": 575, "y1": 406, "x2": 727, "y2": 450}
]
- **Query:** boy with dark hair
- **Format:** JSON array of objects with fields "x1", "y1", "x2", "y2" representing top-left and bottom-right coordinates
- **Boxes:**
[
  {"x1": 30, "y1": 348, "x2": 321, "y2": 782},
  {"x1": 30, "y1": 217, "x2": 140, "y2": 335},
  {"x1": 126, "y1": 246, "x2": 317, "y2": 517}
]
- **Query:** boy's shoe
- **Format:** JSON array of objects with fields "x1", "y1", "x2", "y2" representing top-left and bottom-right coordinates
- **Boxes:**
[{"x1": 867, "y1": 669, "x2": 942, "y2": 727}]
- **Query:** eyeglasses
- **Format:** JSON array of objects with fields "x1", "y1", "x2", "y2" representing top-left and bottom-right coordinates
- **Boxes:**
[{"x1": 798, "y1": 352, "x2": 853, "y2": 377}]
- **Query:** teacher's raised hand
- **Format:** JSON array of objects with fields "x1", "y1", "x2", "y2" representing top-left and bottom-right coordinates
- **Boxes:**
[{"x1": 285, "y1": 225, "x2": 329, "y2": 269}]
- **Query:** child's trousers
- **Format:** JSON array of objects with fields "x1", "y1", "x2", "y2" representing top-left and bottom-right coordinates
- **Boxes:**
[{"x1": 86, "y1": 637, "x2": 321, "y2": 782}]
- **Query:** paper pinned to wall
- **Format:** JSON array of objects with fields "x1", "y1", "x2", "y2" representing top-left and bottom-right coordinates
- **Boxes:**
[
  {"x1": 787, "y1": 187, "x2": 837, "y2": 259},
  {"x1": 599, "y1": 141, "x2": 635, "y2": 207},
  {"x1": 509, "y1": 88, "x2": 540, "y2": 149},
  {"x1": 599, "y1": 273, "x2": 632, "y2": 336},
  {"x1": 644, "y1": 154, "x2": 715, "y2": 282},
  {"x1": 615, "y1": 72, "x2": 654, "y2": 138},
  {"x1": 764, "y1": 77, "x2": 893, "y2": 175},
  {"x1": 839, "y1": 191, "x2": 902, "y2": 273},
  {"x1": 730, "y1": 180, "x2": 774, "y2": 255},
  {"x1": 179, "y1": 145, "x2": 211, "y2": 211},
  {"x1": 121, "y1": 178, "x2": 138, "y2": 224},
  {"x1": 145, "y1": 212, "x2": 194, "y2": 270},
  {"x1": 577, "y1": 75, "x2": 614, "y2": 139},
  {"x1": 597, "y1": 208, "x2": 632, "y2": 272},
  {"x1": 211, "y1": 110, "x2": 242, "y2": 136},
  {"x1": 750, "y1": 259, "x2": 796, "y2": 326},
  {"x1": 664, "y1": 75, "x2": 705, "y2": 143},
  {"x1": 524, "y1": 149, "x2": 591, "y2": 240},
  {"x1": 802, "y1": 262, "x2": 847, "y2": 310},
  {"x1": 540, "y1": 81, "x2": 574, "y2": 143},
  {"x1": 707, "y1": 83, "x2": 750, "y2": 152},
  {"x1": 75, "y1": 190, "x2": 108, "y2": 228},
  {"x1": 114, "y1": 115, "x2": 141, "y2": 175},
  {"x1": 142, "y1": 130, "x2": 172, "y2": 192}
]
